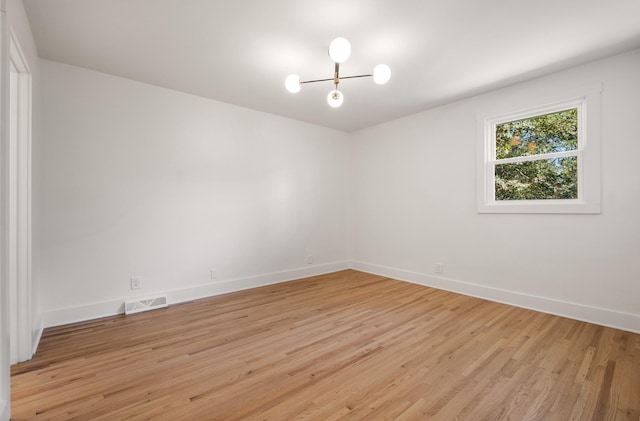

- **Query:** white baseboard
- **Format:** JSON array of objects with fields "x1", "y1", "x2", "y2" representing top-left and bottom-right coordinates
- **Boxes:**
[
  {"x1": 41, "y1": 298, "x2": 125, "y2": 328},
  {"x1": 38, "y1": 259, "x2": 640, "y2": 335},
  {"x1": 351, "y1": 260, "x2": 640, "y2": 334},
  {"x1": 165, "y1": 261, "x2": 350, "y2": 305},
  {"x1": 32, "y1": 314, "x2": 43, "y2": 357},
  {"x1": 41, "y1": 261, "x2": 351, "y2": 329}
]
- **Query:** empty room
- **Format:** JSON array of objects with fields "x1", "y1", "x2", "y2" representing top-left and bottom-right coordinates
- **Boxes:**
[{"x1": 1, "y1": 0, "x2": 639, "y2": 420}]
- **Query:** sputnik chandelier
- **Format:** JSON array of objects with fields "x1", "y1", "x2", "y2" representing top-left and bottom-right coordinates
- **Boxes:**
[{"x1": 285, "y1": 37, "x2": 391, "y2": 108}]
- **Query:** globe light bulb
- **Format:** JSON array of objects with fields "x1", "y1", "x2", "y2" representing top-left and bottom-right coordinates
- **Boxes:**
[
  {"x1": 328, "y1": 37, "x2": 351, "y2": 63},
  {"x1": 285, "y1": 74, "x2": 301, "y2": 93},
  {"x1": 373, "y1": 64, "x2": 391, "y2": 85},
  {"x1": 327, "y1": 90, "x2": 344, "y2": 108}
]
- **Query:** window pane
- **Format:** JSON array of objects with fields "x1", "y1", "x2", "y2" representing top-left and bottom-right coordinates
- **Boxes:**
[
  {"x1": 496, "y1": 108, "x2": 577, "y2": 159},
  {"x1": 495, "y1": 156, "x2": 577, "y2": 200}
]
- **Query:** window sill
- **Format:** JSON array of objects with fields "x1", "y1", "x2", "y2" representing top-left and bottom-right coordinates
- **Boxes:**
[{"x1": 477, "y1": 200, "x2": 601, "y2": 214}]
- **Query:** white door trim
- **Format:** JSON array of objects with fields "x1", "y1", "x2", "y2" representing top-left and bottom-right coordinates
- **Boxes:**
[
  {"x1": 0, "y1": 0, "x2": 11, "y2": 418},
  {"x1": 8, "y1": 29, "x2": 32, "y2": 364}
]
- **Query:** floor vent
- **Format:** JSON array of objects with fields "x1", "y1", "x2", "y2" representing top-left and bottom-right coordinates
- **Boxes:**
[{"x1": 124, "y1": 295, "x2": 168, "y2": 315}]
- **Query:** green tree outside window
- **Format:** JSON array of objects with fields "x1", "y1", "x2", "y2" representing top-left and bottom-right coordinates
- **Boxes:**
[{"x1": 494, "y1": 109, "x2": 578, "y2": 200}]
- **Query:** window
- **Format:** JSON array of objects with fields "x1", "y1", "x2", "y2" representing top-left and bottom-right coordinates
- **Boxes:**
[{"x1": 477, "y1": 85, "x2": 601, "y2": 214}]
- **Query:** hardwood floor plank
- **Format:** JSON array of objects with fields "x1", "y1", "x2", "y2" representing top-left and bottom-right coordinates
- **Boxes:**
[{"x1": 11, "y1": 270, "x2": 640, "y2": 420}]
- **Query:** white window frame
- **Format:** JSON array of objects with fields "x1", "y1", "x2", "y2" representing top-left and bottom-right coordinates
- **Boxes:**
[{"x1": 477, "y1": 84, "x2": 602, "y2": 214}]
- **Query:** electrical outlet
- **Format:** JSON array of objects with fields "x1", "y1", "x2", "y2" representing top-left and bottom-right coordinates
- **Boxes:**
[
  {"x1": 307, "y1": 255, "x2": 314, "y2": 265},
  {"x1": 435, "y1": 263, "x2": 444, "y2": 274},
  {"x1": 130, "y1": 277, "x2": 141, "y2": 290},
  {"x1": 210, "y1": 269, "x2": 217, "y2": 280}
]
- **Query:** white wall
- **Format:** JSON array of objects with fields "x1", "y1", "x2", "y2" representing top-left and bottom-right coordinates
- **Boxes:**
[
  {"x1": 351, "y1": 49, "x2": 640, "y2": 333},
  {"x1": 36, "y1": 45, "x2": 640, "y2": 334},
  {"x1": 38, "y1": 60, "x2": 350, "y2": 326}
]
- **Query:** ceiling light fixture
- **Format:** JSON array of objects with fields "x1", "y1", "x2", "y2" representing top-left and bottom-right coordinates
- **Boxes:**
[{"x1": 285, "y1": 37, "x2": 390, "y2": 108}]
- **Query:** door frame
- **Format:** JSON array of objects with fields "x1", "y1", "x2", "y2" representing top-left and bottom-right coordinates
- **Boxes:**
[{"x1": 7, "y1": 28, "x2": 32, "y2": 364}]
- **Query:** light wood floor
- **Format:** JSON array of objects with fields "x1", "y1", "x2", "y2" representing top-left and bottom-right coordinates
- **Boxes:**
[{"x1": 11, "y1": 270, "x2": 640, "y2": 420}]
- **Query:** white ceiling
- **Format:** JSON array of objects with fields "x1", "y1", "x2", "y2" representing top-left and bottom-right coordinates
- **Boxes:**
[{"x1": 23, "y1": 0, "x2": 640, "y2": 132}]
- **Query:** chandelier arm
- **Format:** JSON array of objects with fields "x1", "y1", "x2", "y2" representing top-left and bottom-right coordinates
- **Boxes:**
[
  {"x1": 339, "y1": 74, "x2": 373, "y2": 80},
  {"x1": 300, "y1": 77, "x2": 335, "y2": 84},
  {"x1": 300, "y1": 74, "x2": 374, "y2": 85}
]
